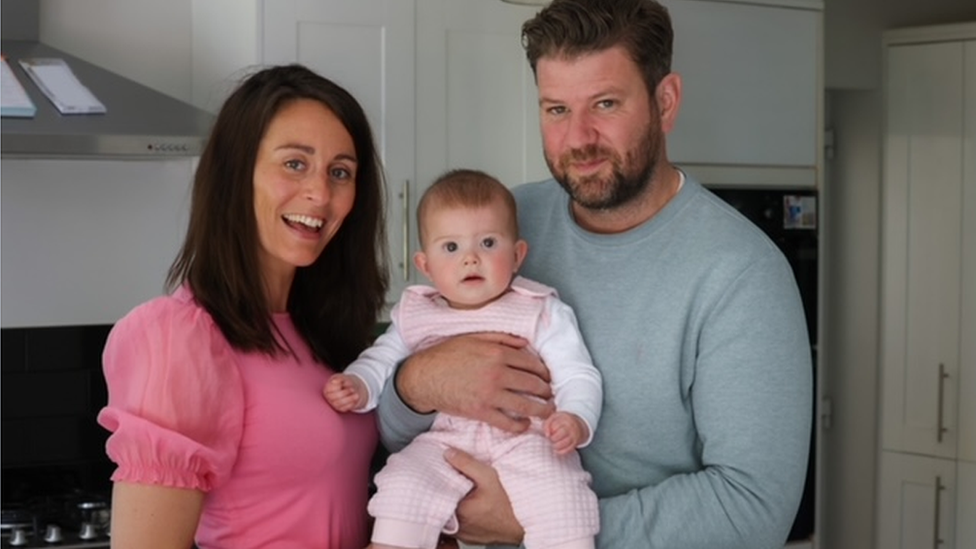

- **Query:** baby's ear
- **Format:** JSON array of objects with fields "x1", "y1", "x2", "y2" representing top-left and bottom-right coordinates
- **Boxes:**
[
  {"x1": 513, "y1": 239, "x2": 529, "y2": 271},
  {"x1": 413, "y1": 251, "x2": 431, "y2": 280}
]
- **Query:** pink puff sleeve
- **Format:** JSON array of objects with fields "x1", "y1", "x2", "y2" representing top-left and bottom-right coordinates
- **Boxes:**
[{"x1": 96, "y1": 292, "x2": 245, "y2": 492}]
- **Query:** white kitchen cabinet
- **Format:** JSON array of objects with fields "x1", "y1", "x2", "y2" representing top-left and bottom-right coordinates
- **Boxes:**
[
  {"x1": 880, "y1": 38, "x2": 965, "y2": 460},
  {"x1": 877, "y1": 452, "x2": 957, "y2": 549},
  {"x1": 958, "y1": 460, "x2": 976, "y2": 549},
  {"x1": 877, "y1": 22, "x2": 976, "y2": 549},
  {"x1": 261, "y1": 0, "x2": 416, "y2": 304},
  {"x1": 666, "y1": 0, "x2": 821, "y2": 171},
  {"x1": 415, "y1": 0, "x2": 551, "y2": 193}
]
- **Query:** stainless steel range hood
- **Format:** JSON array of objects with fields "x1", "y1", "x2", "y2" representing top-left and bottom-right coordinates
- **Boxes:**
[{"x1": 1, "y1": 39, "x2": 214, "y2": 159}]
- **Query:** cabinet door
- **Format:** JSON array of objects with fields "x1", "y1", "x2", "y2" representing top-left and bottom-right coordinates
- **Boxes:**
[
  {"x1": 665, "y1": 0, "x2": 819, "y2": 169},
  {"x1": 415, "y1": 0, "x2": 550, "y2": 194},
  {"x1": 262, "y1": 0, "x2": 416, "y2": 304},
  {"x1": 958, "y1": 460, "x2": 976, "y2": 549},
  {"x1": 960, "y1": 40, "x2": 976, "y2": 464},
  {"x1": 877, "y1": 451, "x2": 957, "y2": 549},
  {"x1": 881, "y1": 41, "x2": 964, "y2": 459}
]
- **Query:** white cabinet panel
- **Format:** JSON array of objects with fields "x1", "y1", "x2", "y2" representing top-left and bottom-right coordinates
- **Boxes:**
[
  {"x1": 877, "y1": 452, "x2": 957, "y2": 549},
  {"x1": 958, "y1": 461, "x2": 976, "y2": 549},
  {"x1": 880, "y1": 41, "x2": 964, "y2": 459},
  {"x1": 416, "y1": 0, "x2": 550, "y2": 192},
  {"x1": 666, "y1": 0, "x2": 819, "y2": 169},
  {"x1": 262, "y1": 0, "x2": 416, "y2": 303},
  {"x1": 0, "y1": 159, "x2": 193, "y2": 327}
]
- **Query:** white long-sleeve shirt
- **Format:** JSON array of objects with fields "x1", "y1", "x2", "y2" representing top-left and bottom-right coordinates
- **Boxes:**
[{"x1": 349, "y1": 276, "x2": 602, "y2": 445}]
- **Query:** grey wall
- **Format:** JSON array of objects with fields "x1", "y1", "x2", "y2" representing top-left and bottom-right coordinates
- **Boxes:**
[
  {"x1": 1, "y1": 0, "x2": 39, "y2": 40},
  {"x1": 825, "y1": 0, "x2": 976, "y2": 89},
  {"x1": 822, "y1": 89, "x2": 882, "y2": 549}
]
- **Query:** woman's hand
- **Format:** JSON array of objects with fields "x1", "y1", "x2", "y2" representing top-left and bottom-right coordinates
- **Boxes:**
[{"x1": 396, "y1": 332, "x2": 554, "y2": 433}]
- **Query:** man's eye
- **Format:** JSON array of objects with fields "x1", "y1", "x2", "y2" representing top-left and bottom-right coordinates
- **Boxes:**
[
  {"x1": 482, "y1": 237, "x2": 496, "y2": 249},
  {"x1": 444, "y1": 242, "x2": 458, "y2": 253}
]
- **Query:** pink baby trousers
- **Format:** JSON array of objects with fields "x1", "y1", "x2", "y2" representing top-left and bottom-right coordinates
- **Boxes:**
[
  {"x1": 369, "y1": 415, "x2": 598, "y2": 549},
  {"x1": 369, "y1": 281, "x2": 599, "y2": 548}
]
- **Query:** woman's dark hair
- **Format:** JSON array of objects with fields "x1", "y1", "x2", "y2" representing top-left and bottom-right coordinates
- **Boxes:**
[
  {"x1": 167, "y1": 64, "x2": 388, "y2": 369},
  {"x1": 521, "y1": 0, "x2": 673, "y2": 96}
]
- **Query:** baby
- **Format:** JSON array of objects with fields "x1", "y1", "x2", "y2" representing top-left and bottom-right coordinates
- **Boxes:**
[{"x1": 325, "y1": 168, "x2": 602, "y2": 549}]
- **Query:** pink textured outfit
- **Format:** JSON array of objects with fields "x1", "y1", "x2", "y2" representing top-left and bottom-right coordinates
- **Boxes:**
[
  {"x1": 97, "y1": 287, "x2": 377, "y2": 549},
  {"x1": 356, "y1": 277, "x2": 601, "y2": 549}
]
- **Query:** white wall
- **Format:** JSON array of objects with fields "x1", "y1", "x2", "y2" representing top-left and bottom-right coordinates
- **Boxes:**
[
  {"x1": 0, "y1": 159, "x2": 193, "y2": 327},
  {"x1": 190, "y1": 0, "x2": 260, "y2": 112},
  {"x1": 38, "y1": 0, "x2": 260, "y2": 113},
  {"x1": 38, "y1": 0, "x2": 194, "y2": 103}
]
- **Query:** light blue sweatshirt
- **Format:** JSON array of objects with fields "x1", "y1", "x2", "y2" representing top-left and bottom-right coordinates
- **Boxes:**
[{"x1": 378, "y1": 174, "x2": 812, "y2": 549}]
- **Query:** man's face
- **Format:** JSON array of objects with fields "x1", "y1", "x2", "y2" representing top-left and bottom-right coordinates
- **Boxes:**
[{"x1": 536, "y1": 45, "x2": 663, "y2": 211}]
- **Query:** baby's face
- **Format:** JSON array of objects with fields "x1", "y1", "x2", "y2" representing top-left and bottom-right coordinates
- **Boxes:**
[{"x1": 415, "y1": 203, "x2": 526, "y2": 309}]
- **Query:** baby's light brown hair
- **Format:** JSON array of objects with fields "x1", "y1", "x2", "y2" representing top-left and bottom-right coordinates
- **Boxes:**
[{"x1": 416, "y1": 169, "x2": 520, "y2": 247}]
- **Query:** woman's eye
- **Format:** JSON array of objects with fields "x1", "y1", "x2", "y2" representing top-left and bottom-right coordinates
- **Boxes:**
[
  {"x1": 330, "y1": 166, "x2": 353, "y2": 180},
  {"x1": 482, "y1": 237, "x2": 496, "y2": 249},
  {"x1": 444, "y1": 242, "x2": 458, "y2": 253},
  {"x1": 284, "y1": 159, "x2": 306, "y2": 171}
]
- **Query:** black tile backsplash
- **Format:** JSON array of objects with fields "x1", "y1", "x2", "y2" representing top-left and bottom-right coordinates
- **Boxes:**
[{"x1": 2, "y1": 324, "x2": 114, "y2": 500}]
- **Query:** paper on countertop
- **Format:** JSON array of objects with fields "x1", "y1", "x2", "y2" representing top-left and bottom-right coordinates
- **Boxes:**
[
  {"x1": 1, "y1": 56, "x2": 37, "y2": 118},
  {"x1": 18, "y1": 57, "x2": 106, "y2": 115}
]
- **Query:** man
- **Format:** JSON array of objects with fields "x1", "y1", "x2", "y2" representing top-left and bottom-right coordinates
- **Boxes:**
[{"x1": 379, "y1": 0, "x2": 812, "y2": 547}]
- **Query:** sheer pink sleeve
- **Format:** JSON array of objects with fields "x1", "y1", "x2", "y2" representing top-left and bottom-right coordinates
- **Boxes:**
[{"x1": 97, "y1": 294, "x2": 244, "y2": 491}]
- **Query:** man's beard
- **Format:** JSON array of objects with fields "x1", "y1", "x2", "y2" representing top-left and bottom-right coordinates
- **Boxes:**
[{"x1": 547, "y1": 124, "x2": 661, "y2": 211}]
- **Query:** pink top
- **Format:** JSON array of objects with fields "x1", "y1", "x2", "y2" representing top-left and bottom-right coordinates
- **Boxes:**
[{"x1": 97, "y1": 287, "x2": 377, "y2": 549}]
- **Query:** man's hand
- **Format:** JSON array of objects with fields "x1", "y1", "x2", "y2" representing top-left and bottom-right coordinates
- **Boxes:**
[
  {"x1": 445, "y1": 448, "x2": 524, "y2": 546},
  {"x1": 396, "y1": 333, "x2": 554, "y2": 432}
]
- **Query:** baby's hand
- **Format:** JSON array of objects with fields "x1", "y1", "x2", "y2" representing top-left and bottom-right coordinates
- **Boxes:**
[
  {"x1": 543, "y1": 412, "x2": 589, "y2": 455},
  {"x1": 323, "y1": 373, "x2": 367, "y2": 412}
]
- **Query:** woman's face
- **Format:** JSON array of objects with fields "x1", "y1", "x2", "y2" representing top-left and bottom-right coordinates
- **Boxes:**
[{"x1": 252, "y1": 98, "x2": 357, "y2": 289}]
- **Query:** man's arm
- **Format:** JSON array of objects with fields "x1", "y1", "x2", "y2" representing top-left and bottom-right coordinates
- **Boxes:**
[
  {"x1": 376, "y1": 332, "x2": 555, "y2": 452},
  {"x1": 591, "y1": 252, "x2": 812, "y2": 549}
]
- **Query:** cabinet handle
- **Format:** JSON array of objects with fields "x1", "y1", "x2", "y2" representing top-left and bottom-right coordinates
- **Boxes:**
[
  {"x1": 933, "y1": 475, "x2": 945, "y2": 548},
  {"x1": 937, "y1": 363, "x2": 949, "y2": 443},
  {"x1": 399, "y1": 180, "x2": 411, "y2": 281}
]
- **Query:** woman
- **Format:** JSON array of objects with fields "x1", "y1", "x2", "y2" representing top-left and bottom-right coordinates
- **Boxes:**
[{"x1": 97, "y1": 64, "x2": 388, "y2": 549}]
